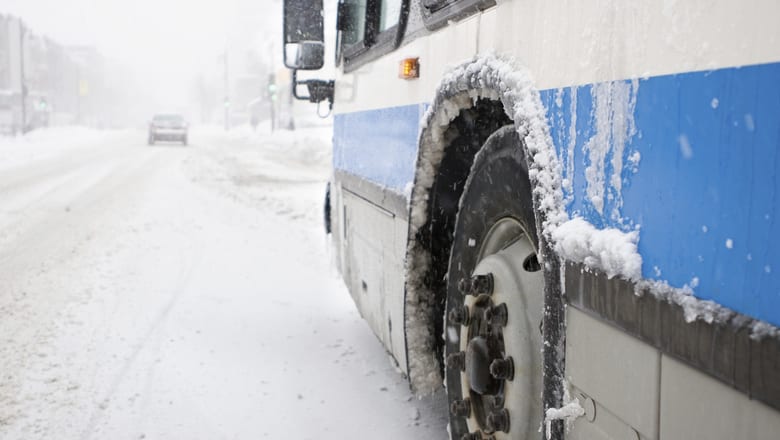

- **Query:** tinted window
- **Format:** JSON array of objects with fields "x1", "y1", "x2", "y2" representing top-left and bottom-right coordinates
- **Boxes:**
[
  {"x1": 342, "y1": 0, "x2": 368, "y2": 46},
  {"x1": 339, "y1": 0, "x2": 408, "y2": 71},
  {"x1": 284, "y1": 0, "x2": 324, "y2": 43},
  {"x1": 422, "y1": 0, "x2": 452, "y2": 13},
  {"x1": 421, "y1": 0, "x2": 495, "y2": 30},
  {"x1": 153, "y1": 114, "x2": 184, "y2": 123},
  {"x1": 379, "y1": 0, "x2": 402, "y2": 31}
]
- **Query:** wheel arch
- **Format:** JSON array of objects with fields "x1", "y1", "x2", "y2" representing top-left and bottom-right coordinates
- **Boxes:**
[{"x1": 402, "y1": 55, "x2": 567, "y2": 426}]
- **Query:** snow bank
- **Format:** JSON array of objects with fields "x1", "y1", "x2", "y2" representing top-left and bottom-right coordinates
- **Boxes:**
[
  {"x1": 185, "y1": 124, "x2": 333, "y2": 226},
  {"x1": 194, "y1": 124, "x2": 332, "y2": 169},
  {"x1": 0, "y1": 126, "x2": 113, "y2": 171},
  {"x1": 0, "y1": 126, "x2": 107, "y2": 147},
  {"x1": 0, "y1": 125, "x2": 448, "y2": 438}
]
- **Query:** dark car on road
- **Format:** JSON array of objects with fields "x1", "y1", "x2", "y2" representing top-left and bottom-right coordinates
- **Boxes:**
[{"x1": 148, "y1": 114, "x2": 188, "y2": 145}]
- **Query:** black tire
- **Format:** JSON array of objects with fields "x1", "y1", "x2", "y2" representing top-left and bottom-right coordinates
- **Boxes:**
[
  {"x1": 445, "y1": 125, "x2": 542, "y2": 439},
  {"x1": 324, "y1": 182, "x2": 332, "y2": 234}
]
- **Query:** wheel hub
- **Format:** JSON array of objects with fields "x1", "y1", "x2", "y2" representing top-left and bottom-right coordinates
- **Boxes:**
[
  {"x1": 466, "y1": 336, "x2": 500, "y2": 395},
  {"x1": 447, "y1": 218, "x2": 544, "y2": 439}
]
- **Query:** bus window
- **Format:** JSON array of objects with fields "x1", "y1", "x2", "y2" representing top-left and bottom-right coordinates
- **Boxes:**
[
  {"x1": 338, "y1": 0, "x2": 406, "y2": 69},
  {"x1": 380, "y1": 0, "x2": 403, "y2": 32},
  {"x1": 421, "y1": 0, "x2": 451, "y2": 13},
  {"x1": 341, "y1": 0, "x2": 368, "y2": 46},
  {"x1": 421, "y1": 0, "x2": 496, "y2": 30}
]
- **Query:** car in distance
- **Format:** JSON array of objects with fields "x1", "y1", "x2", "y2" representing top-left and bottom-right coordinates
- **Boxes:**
[{"x1": 148, "y1": 114, "x2": 188, "y2": 145}]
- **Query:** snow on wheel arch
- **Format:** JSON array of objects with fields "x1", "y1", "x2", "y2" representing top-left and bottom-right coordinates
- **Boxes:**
[
  {"x1": 403, "y1": 54, "x2": 568, "y2": 395},
  {"x1": 401, "y1": 54, "x2": 780, "y2": 396}
]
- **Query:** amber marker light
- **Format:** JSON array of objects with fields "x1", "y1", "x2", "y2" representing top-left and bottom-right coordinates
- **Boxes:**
[{"x1": 399, "y1": 58, "x2": 420, "y2": 79}]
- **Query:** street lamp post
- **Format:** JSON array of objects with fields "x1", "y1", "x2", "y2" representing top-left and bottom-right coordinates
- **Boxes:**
[
  {"x1": 18, "y1": 21, "x2": 26, "y2": 134},
  {"x1": 223, "y1": 47, "x2": 230, "y2": 131}
]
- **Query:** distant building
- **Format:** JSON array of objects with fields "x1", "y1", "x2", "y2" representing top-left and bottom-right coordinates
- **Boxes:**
[{"x1": 0, "y1": 14, "x2": 135, "y2": 134}]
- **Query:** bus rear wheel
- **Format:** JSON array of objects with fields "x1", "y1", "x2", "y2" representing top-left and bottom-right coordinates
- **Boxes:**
[{"x1": 444, "y1": 125, "x2": 544, "y2": 439}]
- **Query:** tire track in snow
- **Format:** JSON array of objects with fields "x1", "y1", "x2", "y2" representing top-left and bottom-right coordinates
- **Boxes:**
[
  {"x1": 0, "y1": 139, "x2": 175, "y2": 437},
  {"x1": 78, "y1": 244, "x2": 204, "y2": 440}
]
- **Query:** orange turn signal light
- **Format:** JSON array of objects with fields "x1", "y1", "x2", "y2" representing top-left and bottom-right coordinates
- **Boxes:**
[{"x1": 399, "y1": 58, "x2": 420, "y2": 80}]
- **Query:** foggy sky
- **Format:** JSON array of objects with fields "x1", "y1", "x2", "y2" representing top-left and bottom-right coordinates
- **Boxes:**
[{"x1": 3, "y1": 0, "x2": 282, "y2": 112}]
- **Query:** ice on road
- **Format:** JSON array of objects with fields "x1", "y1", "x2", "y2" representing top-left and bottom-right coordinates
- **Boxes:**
[{"x1": 0, "y1": 126, "x2": 446, "y2": 439}]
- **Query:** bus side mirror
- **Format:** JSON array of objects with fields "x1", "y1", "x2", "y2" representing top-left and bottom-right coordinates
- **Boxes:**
[
  {"x1": 285, "y1": 41, "x2": 325, "y2": 71},
  {"x1": 283, "y1": 0, "x2": 325, "y2": 70}
]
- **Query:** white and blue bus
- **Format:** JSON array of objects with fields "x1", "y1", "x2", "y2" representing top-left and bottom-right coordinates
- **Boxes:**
[{"x1": 282, "y1": 1, "x2": 780, "y2": 438}]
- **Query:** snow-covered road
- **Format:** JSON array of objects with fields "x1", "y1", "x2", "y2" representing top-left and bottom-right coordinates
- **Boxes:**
[{"x1": 0, "y1": 126, "x2": 446, "y2": 439}]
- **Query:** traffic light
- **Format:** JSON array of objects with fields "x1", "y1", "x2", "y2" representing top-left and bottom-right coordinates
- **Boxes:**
[{"x1": 267, "y1": 74, "x2": 277, "y2": 101}]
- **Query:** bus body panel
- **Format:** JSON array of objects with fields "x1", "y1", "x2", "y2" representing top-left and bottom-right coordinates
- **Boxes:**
[
  {"x1": 321, "y1": 0, "x2": 780, "y2": 436},
  {"x1": 566, "y1": 307, "x2": 780, "y2": 440},
  {"x1": 477, "y1": 0, "x2": 780, "y2": 90},
  {"x1": 334, "y1": 62, "x2": 780, "y2": 327},
  {"x1": 333, "y1": 104, "x2": 425, "y2": 192},
  {"x1": 541, "y1": 63, "x2": 780, "y2": 326}
]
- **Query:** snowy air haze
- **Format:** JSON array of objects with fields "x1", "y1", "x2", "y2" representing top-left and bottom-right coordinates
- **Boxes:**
[
  {"x1": 0, "y1": 1, "x2": 447, "y2": 439},
  {"x1": 3, "y1": 0, "x2": 283, "y2": 122}
]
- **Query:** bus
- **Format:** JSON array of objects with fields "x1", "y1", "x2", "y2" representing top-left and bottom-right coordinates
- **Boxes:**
[{"x1": 282, "y1": 1, "x2": 780, "y2": 439}]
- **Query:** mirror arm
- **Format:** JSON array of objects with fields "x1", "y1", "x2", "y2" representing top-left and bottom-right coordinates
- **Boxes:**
[
  {"x1": 291, "y1": 69, "x2": 307, "y2": 100},
  {"x1": 291, "y1": 69, "x2": 335, "y2": 111}
]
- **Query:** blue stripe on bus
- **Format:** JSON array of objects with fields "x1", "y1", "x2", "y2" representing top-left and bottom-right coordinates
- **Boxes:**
[
  {"x1": 334, "y1": 103, "x2": 427, "y2": 192},
  {"x1": 333, "y1": 62, "x2": 780, "y2": 326},
  {"x1": 541, "y1": 62, "x2": 780, "y2": 326}
]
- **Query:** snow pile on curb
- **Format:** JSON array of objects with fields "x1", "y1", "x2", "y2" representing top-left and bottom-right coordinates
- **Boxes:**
[
  {"x1": 0, "y1": 126, "x2": 107, "y2": 148},
  {"x1": 0, "y1": 126, "x2": 112, "y2": 170},
  {"x1": 194, "y1": 124, "x2": 332, "y2": 169},
  {"x1": 184, "y1": 124, "x2": 333, "y2": 226}
]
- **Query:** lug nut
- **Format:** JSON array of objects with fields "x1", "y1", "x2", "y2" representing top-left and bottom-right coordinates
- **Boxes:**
[
  {"x1": 446, "y1": 351, "x2": 466, "y2": 371},
  {"x1": 489, "y1": 357, "x2": 514, "y2": 381},
  {"x1": 486, "y1": 408, "x2": 510, "y2": 433},
  {"x1": 458, "y1": 277, "x2": 471, "y2": 294},
  {"x1": 471, "y1": 273, "x2": 493, "y2": 295},
  {"x1": 458, "y1": 278, "x2": 471, "y2": 294},
  {"x1": 487, "y1": 394, "x2": 504, "y2": 409},
  {"x1": 485, "y1": 303, "x2": 508, "y2": 327},
  {"x1": 450, "y1": 398, "x2": 471, "y2": 417},
  {"x1": 459, "y1": 273, "x2": 494, "y2": 296},
  {"x1": 448, "y1": 305, "x2": 471, "y2": 326}
]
